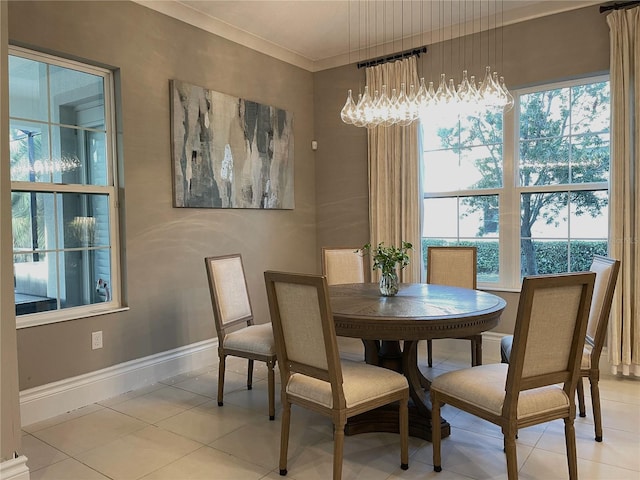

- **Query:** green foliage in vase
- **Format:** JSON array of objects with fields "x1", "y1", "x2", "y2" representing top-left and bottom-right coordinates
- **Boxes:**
[{"x1": 360, "y1": 241, "x2": 413, "y2": 275}]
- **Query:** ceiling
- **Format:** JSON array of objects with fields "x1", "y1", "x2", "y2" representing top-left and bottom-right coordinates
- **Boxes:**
[{"x1": 135, "y1": 0, "x2": 602, "y2": 72}]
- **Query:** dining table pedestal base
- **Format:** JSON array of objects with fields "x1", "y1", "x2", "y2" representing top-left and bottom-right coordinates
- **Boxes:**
[
  {"x1": 330, "y1": 283, "x2": 506, "y2": 443},
  {"x1": 344, "y1": 339, "x2": 451, "y2": 441},
  {"x1": 344, "y1": 402, "x2": 451, "y2": 442}
]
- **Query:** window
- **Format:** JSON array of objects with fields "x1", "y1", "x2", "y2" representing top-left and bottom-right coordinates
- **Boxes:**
[
  {"x1": 9, "y1": 47, "x2": 121, "y2": 326},
  {"x1": 422, "y1": 76, "x2": 610, "y2": 289},
  {"x1": 422, "y1": 108, "x2": 503, "y2": 283}
]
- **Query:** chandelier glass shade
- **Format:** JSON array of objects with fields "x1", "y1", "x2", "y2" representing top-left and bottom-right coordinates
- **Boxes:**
[
  {"x1": 341, "y1": 65, "x2": 514, "y2": 128},
  {"x1": 340, "y1": 0, "x2": 514, "y2": 128}
]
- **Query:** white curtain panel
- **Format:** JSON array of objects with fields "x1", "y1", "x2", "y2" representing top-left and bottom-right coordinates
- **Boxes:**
[
  {"x1": 607, "y1": 6, "x2": 640, "y2": 376},
  {"x1": 366, "y1": 57, "x2": 422, "y2": 283}
]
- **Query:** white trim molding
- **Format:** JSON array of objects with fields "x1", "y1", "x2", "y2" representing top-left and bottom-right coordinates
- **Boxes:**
[
  {"x1": 18, "y1": 332, "x2": 618, "y2": 428},
  {"x1": 0, "y1": 455, "x2": 29, "y2": 480},
  {"x1": 20, "y1": 339, "x2": 217, "y2": 427}
]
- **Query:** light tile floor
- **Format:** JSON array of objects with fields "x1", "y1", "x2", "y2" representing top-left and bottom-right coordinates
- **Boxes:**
[{"x1": 22, "y1": 338, "x2": 640, "y2": 479}]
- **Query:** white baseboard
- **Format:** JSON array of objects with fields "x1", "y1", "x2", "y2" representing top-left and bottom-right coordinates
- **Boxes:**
[
  {"x1": 18, "y1": 332, "x2": 619, "y2": 428},
  {"x1": 0, "y1": 455, "x2": 29, "y2": 480},
  {"x1": 20, "y1": 339, "x2": 217, "y2": 427}
]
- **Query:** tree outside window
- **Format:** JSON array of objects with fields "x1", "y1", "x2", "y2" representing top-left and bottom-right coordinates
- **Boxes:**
[{"x1": 422, "y1": 77, "x2": 610, "y2": 288}]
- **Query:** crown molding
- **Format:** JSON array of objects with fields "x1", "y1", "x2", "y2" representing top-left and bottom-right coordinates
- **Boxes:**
[{"x1": 134, "y1": 0, "x2": 603, "y2": 73}]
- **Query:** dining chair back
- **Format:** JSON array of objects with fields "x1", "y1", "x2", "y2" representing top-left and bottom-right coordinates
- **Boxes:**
[
  {"x1": 264, "y1": 271, "x2": 409, "y2": 480},
  {"x1": 426, "y1": 246, "x2": 481, "y2": 366},
  {"x1": 427, "y1": 246, "x2": 477, "y2": 289},
  {"x1": 501, "y1": 255, "x2": 619, "y2": 441},
  {"x1": 321, "y1": 247, "x2": 367, "y2": 285},
  {"x1": 205, "y1": 254, "x2": 276, "y2": 420},
  {"x1": 431, "y1": 272, "x2": 595, "y2": 479}
]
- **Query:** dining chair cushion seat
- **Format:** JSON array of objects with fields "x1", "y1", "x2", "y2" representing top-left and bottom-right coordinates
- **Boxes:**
[
  {"x1": 502, "y1": 335, "x2": 592, "y2": 370},
  {"x1": 286, "y1": 360, "x2": 408, "y2": 409},
  {"x1": 500, "y1": 335, "x2": 512, "y2": 363},
  {"x1": 223, "y1": 323, "x2": 276, "y2": 355},
  {"x1": 431, "y1": 363, "x2": 570, "y2": 419}
]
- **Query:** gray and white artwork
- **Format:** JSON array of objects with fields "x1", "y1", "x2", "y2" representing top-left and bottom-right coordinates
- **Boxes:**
[{"x1": 171, "y1": 80, "x2": 294, "y2": 209}]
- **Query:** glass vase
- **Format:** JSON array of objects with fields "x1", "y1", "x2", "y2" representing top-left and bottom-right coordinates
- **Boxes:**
[{"x1": 379, "y1": 271, "x2": 399, "y2": 296}]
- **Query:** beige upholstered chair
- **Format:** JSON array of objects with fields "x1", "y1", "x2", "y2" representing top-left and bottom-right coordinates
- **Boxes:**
[
  {"x1": 500, "y1": 255, "x2": 620, "y2": 442},
  {"x1": 426, "y1": 246, "x2": 481, "y2": 367},
  {"x1": 205, "y1": 254, "x2": 277, "y2": 420},
  {"x1": 264, "y1": 271, "x2": 409, "y2": 480},
  {"x1": 431, "y1": 272, "x2": 595, "y2": 480},
  {"x1": 321, "y1": 247, "x2": 367, "y2": 285}
]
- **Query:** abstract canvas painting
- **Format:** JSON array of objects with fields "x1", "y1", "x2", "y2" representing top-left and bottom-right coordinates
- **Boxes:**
[{"x1": 171, "y1": 80, "x2": 294, "y2": 209}]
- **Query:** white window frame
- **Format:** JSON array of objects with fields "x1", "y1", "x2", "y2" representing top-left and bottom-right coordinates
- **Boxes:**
[
  {"x1": 10, "y1": 46, "x2": 124, "y2": 328},
  {"x1": 422, "y1": 74, "x2": 610, "y2": 291}
]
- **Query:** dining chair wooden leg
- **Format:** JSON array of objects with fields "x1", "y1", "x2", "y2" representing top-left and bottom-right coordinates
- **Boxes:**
[
  {"x1": 564, "y1": 417, "x2": 579, "y2": 479},
  {"x1": 217, "y1": 353, "x2": 226, "y2": 406},
  {"x1": 576, "y1": 377, "x2": 586, "y2": 417},
  {"x1": 470, "y1": 335, "x2": 483, "y2": 366},
  {"x1": 590, "y1": 376, "x2": 604, "y2": 442},
  {"x1": 333, "y1": 419, "x2": 346, "y2": 480},
  {"x1": 427, "y1": 339, "x2": 433, "y2": 368},
  {"x1": 399, "y1": 396, "x2": 409, "y2": 470},
  {"x1": 470, "y1": 341, "x2": 477, "y2": 366},
  {"x1": 431, "y1": 391, "x2": 442, "y2": 472},
  {"x1": 279, "y1": 400, "x2": 291, "y2": 476},
  {"x1": 504, "y1": 433, "x2": 518, "y2": 480},
  {"x1": 247, "y1": 359, "x2": 254, "y2": 390},
  {"x1": 267, "y1": 360, "x2": 276, "y2": 420}
]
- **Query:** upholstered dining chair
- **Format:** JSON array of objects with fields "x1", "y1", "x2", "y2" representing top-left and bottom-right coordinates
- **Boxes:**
[
  {"x1": 321, "y1": 247, "x2": 367, "y2": 285},
  {"x1": 426, "y1": 246, "x2": 481, "y2": 367},
  {"x1": 264, "y1": 271, "x2": 409, "y2": 480},
  {"x1": 431, "y1": 272, "x2": 595, "y2": 480},
  {"x1": 205, "y1": 254, "x2": 277, "y2": 420},
  {"x1": 500, "y1": 255, "x2": 620, "y2": 442}
]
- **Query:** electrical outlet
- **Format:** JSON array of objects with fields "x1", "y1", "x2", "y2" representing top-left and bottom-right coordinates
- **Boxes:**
[{"x1": 92, "y1": 331, "x2": 103, "y2": 350}]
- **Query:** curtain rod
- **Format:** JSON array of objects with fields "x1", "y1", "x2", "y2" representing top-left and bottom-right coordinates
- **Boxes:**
[
  {"x1": 600, "y1": 1, "x2": 640, "y2": 13},
  {"x1": 357, "y1": 47, "x2": 427, "y2": 70}
]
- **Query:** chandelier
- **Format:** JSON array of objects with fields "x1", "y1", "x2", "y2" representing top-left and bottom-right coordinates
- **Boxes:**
[
  {"x1": 9, "y1": 154, "x2": 81, "y2": 178},
  {"x1": 340, "y1": 0, "x2": 514, "y2": 129}
]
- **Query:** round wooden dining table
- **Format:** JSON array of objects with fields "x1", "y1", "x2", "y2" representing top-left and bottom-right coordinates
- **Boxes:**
[{"x1": 329, "y1": 282, "x2": 506, "y2": 441}]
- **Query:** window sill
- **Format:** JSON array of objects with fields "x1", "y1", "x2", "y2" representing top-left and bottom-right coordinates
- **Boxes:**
[
  {"x1": 16, "y1": 306, "x2": 130, "y2": 329},
  {"x1": 478, "y1": 285, "x2": 521, "y2": 294}
]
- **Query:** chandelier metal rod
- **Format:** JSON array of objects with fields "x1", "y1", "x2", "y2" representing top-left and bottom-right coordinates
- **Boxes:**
[{"x1": 357, "y1": 46, "x2": 427, "y2": 69}]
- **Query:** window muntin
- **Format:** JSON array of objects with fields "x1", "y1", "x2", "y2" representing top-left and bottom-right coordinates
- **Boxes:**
[
  {"x1": 422, "y1": 76, "x2": 610, "y2": 289},
  {"x1": 423, "y1": 113, "x2": 503, "y2": 192},
  {"x1": 422, "y1": 194, "x2": 500, "y2": 283},
  {"x1": 517, "y1": 79, "x2": 609, "y2": 279},
  {"x1": 10, "y1": 47, "x2": 120, "y2": 326},
  {"x1": 422, "y1": 108, "x2": 503, "y2": 284},
  {"x1": 519, "y1": 189, "x2": 609, "y2": 277}
]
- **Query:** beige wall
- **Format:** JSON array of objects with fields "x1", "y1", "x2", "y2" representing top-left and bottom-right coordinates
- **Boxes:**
[
  {"x1": 8, "y1": 0, "x2": 317, "y2": 389},
  {"x1": 314, "y1": 65, "x2": 368, "y2": 256},
  {"x1": 1, "y1": 3, "x2": 613, "y2": 452},
  {"x1": 314, "y1": 4, "x2": 610, "y2": 334}
]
